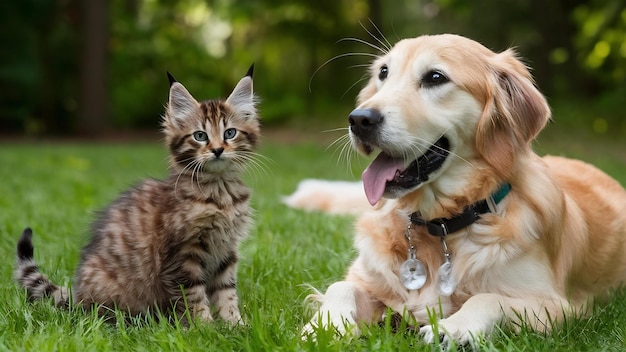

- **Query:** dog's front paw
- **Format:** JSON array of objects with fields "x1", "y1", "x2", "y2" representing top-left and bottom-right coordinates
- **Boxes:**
[
  {"x1": 419, "y1": 324, "x2": 441, "y2": 344},
  {"x1": 301, "y1": 321, "x2": 318, "y2": 340},
  {"x1": 419, "y1": 318, "x2": 483, "y2": 347},
  {"x1": 301, "y1": 314, "x2": 360, "y2": 341}
]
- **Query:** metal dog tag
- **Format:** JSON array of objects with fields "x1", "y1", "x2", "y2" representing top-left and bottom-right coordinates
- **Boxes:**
[
  {"x1": 437, "y1": 260, "x2": 456, "y2": 296},
  {"x1": 400, "y1": 257, "x2": 427, "y2": 290}
]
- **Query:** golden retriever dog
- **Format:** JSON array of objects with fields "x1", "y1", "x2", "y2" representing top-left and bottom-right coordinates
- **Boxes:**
[{"x1": 287, "y1": 34, "x2": 626, "y2": 344}]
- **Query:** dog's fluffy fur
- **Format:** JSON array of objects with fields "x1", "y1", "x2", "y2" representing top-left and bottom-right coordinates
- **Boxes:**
[{"x1": 288, "y1": 34, "x2": 626, "y2": 344}]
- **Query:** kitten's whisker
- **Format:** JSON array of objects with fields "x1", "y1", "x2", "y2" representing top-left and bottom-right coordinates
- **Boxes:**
[
  {"x1": 174, "y1": 158, "x2": 200, "y2": 197},
  {"x1": 233, "y1": 158, "x2": 266, "y2": 181},
  {"x1": 233, "y1": 157, "x2": 264, "y2": 178},
  {"x1": 243, "y1": 151, "x2": 275, "y2": 164},
  {"x1": 179, "y1": 158, "x2": 201, "y2": 194},
  {"x1": 194, "y1": 159, "x2": 210, "y2": 199},
  {"x1": 246, "y1": 152, "x2": 274, "y2": 175},
  {"x1": 234, "y1": 152, "x2": 272, "y2": 178}
]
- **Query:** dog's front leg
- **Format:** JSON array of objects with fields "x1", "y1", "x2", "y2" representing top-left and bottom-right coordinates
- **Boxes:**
[
  {"x1": 302, "y1": 280, "x2": 382, "y2": 338},
  {"x1": 419, "y1": 293, "x2": 567, "y2": 345}
]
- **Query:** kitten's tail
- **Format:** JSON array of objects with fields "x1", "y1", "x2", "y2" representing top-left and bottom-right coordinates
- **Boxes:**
[{"x1": 15, "y1": 228, "x2": 70, "y2": 307}]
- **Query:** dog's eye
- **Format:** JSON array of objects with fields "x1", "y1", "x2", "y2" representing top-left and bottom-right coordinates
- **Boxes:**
[
  {"x1": 378, "y1": 65, "x2": 388, "y2": 81},
  {"x1": 421, "y1": 70, "x2": 449, "y2": 87}
]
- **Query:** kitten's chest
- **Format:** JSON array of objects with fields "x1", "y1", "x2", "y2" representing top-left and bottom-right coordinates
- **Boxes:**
[
  {"x1": 186, "y1": 202, "x2": 250, "y2": 276},
  {"x1": 161, "y1": 182, "x2": 252, "y2": 260},
  {"x1": 181, "y1": 198, "x2": 252, "y2": 239},
  {"x1": 171, "y1": 180, "x2": 251, "y2": 229}
]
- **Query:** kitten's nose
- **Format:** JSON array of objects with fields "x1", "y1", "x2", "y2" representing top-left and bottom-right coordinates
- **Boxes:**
[{"x1": 212, "y1": 148, "x2": 224, "y2": 158}]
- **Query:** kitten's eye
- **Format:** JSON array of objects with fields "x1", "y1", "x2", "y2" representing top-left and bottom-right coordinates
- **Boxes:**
[
  {"x1": 224, "y1": 128, "x2": 237, "y2": 140},
  {"x1": 378, "y1": 65, "x2": 389, "y2": 81},
  {"x1": 421, "y1": 70, "x2": 449, "y2": 87},
  {"x1": 192, "y1": 131, "x2": 208, "y2": 142}
]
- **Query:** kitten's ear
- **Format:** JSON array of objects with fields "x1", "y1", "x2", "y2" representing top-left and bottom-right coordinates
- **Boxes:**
[
  {"x1": 245, "y1": 64, "x2": 254, "y2": 78},
  {"x1": 167, "y1": 79, "x2": 198, "y2": 127},
  {"x1": 167, "y1": 71, "x2": 178, "y2": 87},
  {"x1": 226, "y1": 64, "x2": 257, "y2": 118}
]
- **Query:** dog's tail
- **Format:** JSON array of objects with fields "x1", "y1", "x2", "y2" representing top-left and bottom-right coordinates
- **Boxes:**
[
  {"x1": 282, "y1": 179, "x2": 371, "y2": 215},
  {"x1": 15, "y1": 228, "x2": 70, "y2": 307}
]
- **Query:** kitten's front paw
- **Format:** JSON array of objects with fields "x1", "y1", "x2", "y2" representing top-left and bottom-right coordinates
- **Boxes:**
[
  {"x1": 196, "y1": 306, "x2": 214, "y2": 323},
  {"x1": 228, "y1": 316, "x2": 245, "y2": 327},
  {"x1": 221, "y1": 309, "x2": 244, "y2": 326}
]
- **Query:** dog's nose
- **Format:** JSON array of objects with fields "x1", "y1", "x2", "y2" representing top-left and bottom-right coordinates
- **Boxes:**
[{"x1": 348, "y1": 109, "x2": 383, "y2": 136}]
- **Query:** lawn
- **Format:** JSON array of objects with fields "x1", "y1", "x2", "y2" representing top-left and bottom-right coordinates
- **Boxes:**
[{"x1": 1, "y1": 126, "x2": 625, "y2": 351}]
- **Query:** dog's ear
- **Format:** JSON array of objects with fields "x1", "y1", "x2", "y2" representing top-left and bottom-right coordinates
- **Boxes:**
[{"x1": 476, "y1": 49, "x2": 551, "y2": 179}]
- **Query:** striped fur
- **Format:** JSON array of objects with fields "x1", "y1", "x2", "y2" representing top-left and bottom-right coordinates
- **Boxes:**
[{"x1": 15, "y1": 68, "x2": 260, "y2": 324}]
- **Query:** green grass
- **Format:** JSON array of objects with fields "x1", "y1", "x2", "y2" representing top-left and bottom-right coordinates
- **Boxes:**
[{"x1": 1, "y1": 129, "x2": 625, "y2": 351}]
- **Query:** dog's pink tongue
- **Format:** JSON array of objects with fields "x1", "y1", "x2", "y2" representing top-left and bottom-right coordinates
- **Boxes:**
[{"x1": 362, "y1": 152, "x2": 405, "y2": 205}]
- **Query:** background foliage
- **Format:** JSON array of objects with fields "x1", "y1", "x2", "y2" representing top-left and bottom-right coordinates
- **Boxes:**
[{"x1": 0, "y1": 0, "x2": 624, "y2": 135}]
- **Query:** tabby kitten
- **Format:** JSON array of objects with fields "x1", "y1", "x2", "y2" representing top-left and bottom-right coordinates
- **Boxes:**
[{"x1": 15, "y1": 66, "x2": 260, "y2": 324}]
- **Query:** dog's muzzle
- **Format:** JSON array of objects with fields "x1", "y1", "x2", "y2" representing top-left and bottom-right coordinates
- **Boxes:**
[{"x1": 348, "y1": 107, "x2": 452, "y2": 205}]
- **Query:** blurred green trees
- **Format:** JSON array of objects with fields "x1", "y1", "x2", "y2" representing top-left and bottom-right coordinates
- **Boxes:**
[{"x1": 0, "y1": 0, "x2": 624, "y2": 135}]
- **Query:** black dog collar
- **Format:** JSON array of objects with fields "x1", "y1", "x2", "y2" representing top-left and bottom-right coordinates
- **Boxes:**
[{"x1": 409, "y1": 183, "x2": 511, "y2": 237}]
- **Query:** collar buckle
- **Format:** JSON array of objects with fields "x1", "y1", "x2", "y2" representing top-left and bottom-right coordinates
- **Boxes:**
[{"x1": 427, "y1": 219, "x2": 449, "y2": 237}]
